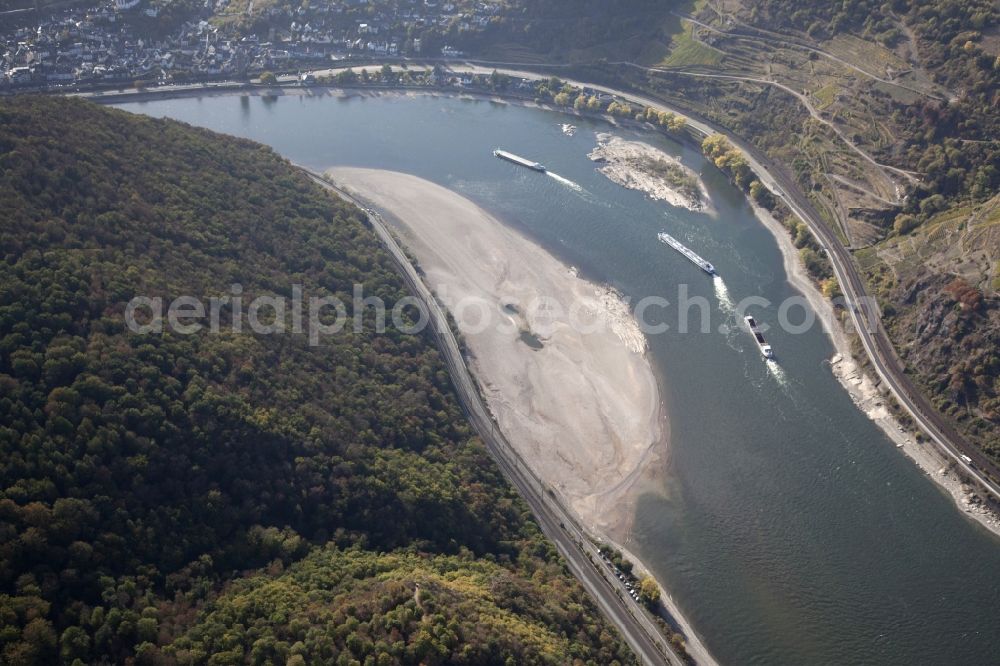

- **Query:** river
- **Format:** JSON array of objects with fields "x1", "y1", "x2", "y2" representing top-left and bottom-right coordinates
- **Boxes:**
[{"x1": 116, "y1": 90, "x2": 1000, "y2": 665}]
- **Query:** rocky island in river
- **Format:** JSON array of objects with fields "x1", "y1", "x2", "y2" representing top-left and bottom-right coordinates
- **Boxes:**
[{"x1": 589, "y1": 134, "x2": 712, "y2": 214}]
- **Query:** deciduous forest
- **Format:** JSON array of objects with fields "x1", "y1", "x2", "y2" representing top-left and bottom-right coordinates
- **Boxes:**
[{"x1": 0, "y1": 96, "x2": 634, "y2": 665}]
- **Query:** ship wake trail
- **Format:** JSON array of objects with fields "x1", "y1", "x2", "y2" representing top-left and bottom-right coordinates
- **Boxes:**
[
  {"x1": 713, "y1": 275, "x2": 735, "y2": 315},
  {"x1": 766, "y1": 359, "x2": 790, "y2": 387},
  {"x1": 546, "y1": 171, "x2": 583, "y2": 191}
]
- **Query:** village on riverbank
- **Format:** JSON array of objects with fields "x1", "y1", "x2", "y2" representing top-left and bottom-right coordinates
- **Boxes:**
[{"x1": 1, "y1": 0, "x2": 494, "y2": 89}]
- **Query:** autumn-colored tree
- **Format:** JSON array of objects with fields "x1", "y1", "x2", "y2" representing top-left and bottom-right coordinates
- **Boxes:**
[{"x1": 638, "y1": 575, "x2": 661, "y2": 606}]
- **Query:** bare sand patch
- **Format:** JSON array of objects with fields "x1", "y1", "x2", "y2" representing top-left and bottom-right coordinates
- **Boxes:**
[
  {"x1": 589, "y1": 133, "x2": 713, "y2": 214},
  {"x1": 327, "y1": 167, "x2": 666, "y2": 534}
]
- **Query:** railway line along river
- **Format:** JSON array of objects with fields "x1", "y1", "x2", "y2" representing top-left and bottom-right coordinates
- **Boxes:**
[{"x1": 117, "y1": 91, "x2": 1000, "y2": 664}]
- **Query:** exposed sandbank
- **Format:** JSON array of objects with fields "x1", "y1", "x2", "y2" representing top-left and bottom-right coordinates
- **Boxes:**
[
  {"x1": 589, "y1": 133, "x2": 713, "y2": 214},
  {"x1": 326, "y1": 167, "x2": 666, "y2": 534}
]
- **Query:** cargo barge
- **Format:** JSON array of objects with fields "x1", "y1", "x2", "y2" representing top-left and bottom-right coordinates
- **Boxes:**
[
  {"x1": 657, "y1": 232, "x2": 716, "y2": 275},
  {"x1": 493, "y1": 148, "x2": 547, "y2": 172},
  {"x1": 744, "y1": 315, "x2": 774, "y2": 359}
]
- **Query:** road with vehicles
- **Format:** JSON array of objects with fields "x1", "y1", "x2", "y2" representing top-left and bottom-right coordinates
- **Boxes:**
[{"x1": 304, "y1": 171, "x2": 693, "y2": 666}]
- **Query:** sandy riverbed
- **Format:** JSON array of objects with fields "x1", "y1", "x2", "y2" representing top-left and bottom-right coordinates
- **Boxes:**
[
  {"x1": 589, "y1": 134, "x2": 713, "y2": 214},
  {"x1": 327, "y1": 167, "x2": 666, "y2": 533}
]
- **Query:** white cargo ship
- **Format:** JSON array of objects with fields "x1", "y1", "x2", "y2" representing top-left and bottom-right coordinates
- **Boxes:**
[
  {"x1": 493, "y1": 148, "x2": 546, "y2": 172},
  {"x1": 657, "y1": 232, "x2": 716, "y2": 275},
  {"x1": 744, "y1": 315, "x2": 774, "y2": 359}
]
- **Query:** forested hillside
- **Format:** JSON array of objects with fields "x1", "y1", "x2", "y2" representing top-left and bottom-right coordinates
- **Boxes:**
[
  {"x1": 463, "y1": 0, "x2": 677, "y2": 63},
  {"x1": 0, "y1": 96, "x2": 635, "y2": 665}
]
